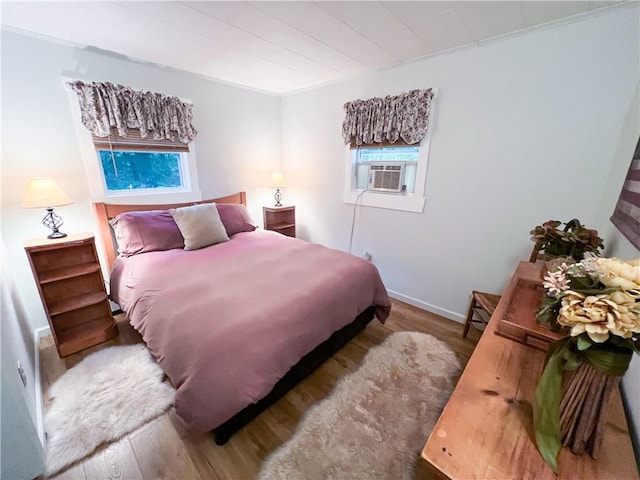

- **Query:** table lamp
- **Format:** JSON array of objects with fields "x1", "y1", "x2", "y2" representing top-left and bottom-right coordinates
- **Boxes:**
[
  {"x1": 269, "y1": 172, "x2": 286, "y2": 207},
  {"x1": 22, "y1": 177, "x2": 74, "y2": 239}
]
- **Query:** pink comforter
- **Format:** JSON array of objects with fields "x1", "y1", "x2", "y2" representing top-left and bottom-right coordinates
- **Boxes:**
[{"x1": 110, "y1": 230, "x2": 391, "y2": 432}]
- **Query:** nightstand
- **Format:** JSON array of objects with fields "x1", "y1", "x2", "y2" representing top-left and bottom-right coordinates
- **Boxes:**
[
  {"x1": 263, "y1": 206, "x2": 296, "y2": 238},
  {"x1": 24, "y1": 232, "x2": 118, "y2": 357}
]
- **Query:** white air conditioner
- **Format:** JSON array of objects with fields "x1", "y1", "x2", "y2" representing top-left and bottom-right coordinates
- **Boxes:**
[{"x1": 367, "y1": 163, "x2": 406, "y2": 193}]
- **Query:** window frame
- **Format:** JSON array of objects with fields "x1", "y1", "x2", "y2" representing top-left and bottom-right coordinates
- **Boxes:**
[{"x1": 343, "y1": 140, "x2": 430, "y2": 213}]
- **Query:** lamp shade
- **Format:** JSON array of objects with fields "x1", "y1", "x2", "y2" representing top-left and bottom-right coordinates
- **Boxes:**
[
  {"x1": 269, "y1": 172, "x2": 286, "y2": 188},
  {"x1": 22, "y1": 178, "x2": 73, "y2": 209}
]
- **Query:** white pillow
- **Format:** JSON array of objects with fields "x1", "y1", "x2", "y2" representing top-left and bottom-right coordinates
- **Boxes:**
[{"x1": 169, "y1": 203, "x2": 229, "y2": 250}]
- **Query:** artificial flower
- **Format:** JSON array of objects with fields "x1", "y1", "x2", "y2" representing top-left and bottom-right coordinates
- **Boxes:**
[
  {"x1": 557, "y1": 290, "x2": 640, "y2": 342},
  {"x1": 542, "y1": 269, "x2": 570, "y2": 296},
  {"x1": 534, "y1": 256, "x2": 640, "y2": 472},
  {"x1": 529, "y1": 219, "x2": 604, "y2": 261},
  {"x1": 594, "y1": 257, "x2": 640, "y2": 291}
]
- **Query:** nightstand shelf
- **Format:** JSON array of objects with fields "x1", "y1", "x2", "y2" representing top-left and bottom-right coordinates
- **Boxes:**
[
  {"x1": 48, "y1": 291, "x2": 108, "y2": 316},
  {"x1": 268, "y1": 221, "x2": 295, "y2": 230},
  {"x1": 25, "y1": 232, "x2": 118, "y2": 357},
  {"x1": 56, "y1": 316, "x2": 118, "y2": 354},
  {"x1": 263, "y1": 206, "x2": 296, "y2": 238},
  {"x1": 37, "y1": 263, "x2": 101, "y2": 284}
]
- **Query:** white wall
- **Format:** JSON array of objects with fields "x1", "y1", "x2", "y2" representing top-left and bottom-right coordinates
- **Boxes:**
[
  {"x1": 594, "y1": 83, "x2": 640, "y2": 463},
  {"x1": 281, "y1": 5, "x2": 639, "y2": 320},
  {"x1": 0, "y1": 240, "x2": 39, "y2": 427},
  {"x1": 0, "y1": 239, "x2": 46, "y2": 478},
  {"x1": 1, "y1": 29, "x2": 282, "y2": 332}
]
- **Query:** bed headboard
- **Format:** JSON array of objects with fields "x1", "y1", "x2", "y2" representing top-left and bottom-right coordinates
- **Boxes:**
[{"x1": 93, "y1": 191, "x2": 247, "y2": 273}]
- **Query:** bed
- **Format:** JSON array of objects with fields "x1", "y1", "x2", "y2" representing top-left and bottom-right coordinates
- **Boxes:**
[{"x1": 93, "y1": 192, "x2": 391, "y2": 444}]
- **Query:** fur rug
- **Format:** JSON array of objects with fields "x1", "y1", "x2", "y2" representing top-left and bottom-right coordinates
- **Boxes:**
[
  {"x1": 44, "y1": 344, "x2": 174, "y2": 476},
  {"x1": 258, "y1": 331, "x2": 461, "y2": 480}
]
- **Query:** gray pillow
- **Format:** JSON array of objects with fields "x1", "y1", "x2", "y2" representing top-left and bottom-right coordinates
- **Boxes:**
[{"x1": 169, "y1": 203, "x2": 229, "y2": 250}]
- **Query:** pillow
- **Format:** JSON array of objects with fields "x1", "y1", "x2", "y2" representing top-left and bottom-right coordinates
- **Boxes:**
[
  {"x1": 216, "y1": 203, "x2": 257, "y2": 236},
  {"x1": 170, "y1": 203, "x2": 229, "y2": 250},
  {"x1": 109, "y1": 210, "x2": 184, "y2": 256}
]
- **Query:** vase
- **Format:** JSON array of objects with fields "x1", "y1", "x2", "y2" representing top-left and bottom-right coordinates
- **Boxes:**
[{"x1": 559, "y1": 362, "x2": 620, "y2": 458}]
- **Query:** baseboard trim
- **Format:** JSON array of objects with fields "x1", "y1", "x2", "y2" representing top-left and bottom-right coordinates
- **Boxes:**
[
  {"x1": 34, "y1": 326, "x2": 51, "y2": 446},
  {"x1": 386, "y1": 290, "x2": 465, "y2": 324}
]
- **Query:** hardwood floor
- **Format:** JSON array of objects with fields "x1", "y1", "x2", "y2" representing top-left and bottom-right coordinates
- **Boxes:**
[{"x1": 40, "y1": 299, "x2": 479, "y2": 480}]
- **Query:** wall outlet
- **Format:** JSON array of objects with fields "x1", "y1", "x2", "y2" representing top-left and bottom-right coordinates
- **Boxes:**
[
  {"x1": 17, "y1": 361, "x2": 27, "y2": 387},
  {"x1": 362, "y1": 250, "x2": 372, "y2": 261}
]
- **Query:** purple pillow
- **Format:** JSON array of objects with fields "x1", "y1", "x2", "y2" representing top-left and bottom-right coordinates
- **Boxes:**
[
  {"x1": 109, "y1": 210, "x2": 184, "y2": 256},
  {"x1": 216, "y1": 203, "x2": 257, "y2": 236}
]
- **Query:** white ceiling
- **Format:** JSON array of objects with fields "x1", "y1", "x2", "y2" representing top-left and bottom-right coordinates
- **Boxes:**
[{"x1": 1, "y1": 1, "x2": 625, "y2": 95}]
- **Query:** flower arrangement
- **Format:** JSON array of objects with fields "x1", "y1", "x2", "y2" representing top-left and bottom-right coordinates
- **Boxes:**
[
  {"x1": 533, "y1": 257, "x2": 640, "y2": 471},
  {"x1": 530, "y1": 219, "x2": 604, "y2": 260}
]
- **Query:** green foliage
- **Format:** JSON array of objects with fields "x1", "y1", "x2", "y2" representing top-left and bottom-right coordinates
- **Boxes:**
[
  {"x1": 530, "y1": 219, "x2": 604, "y2": 260},
  {"x1": 533, "y1": 344, "x2": 565, "y2": 473},
  {"x1": 99, "y1": 151, "x2": 182, "y2": 191},
  {"x1": 576, "y1": 335, "x2": 592, "y2": 351},
  {"x1": 536, "y1": 296, "x2": 562, "y2": 330}
]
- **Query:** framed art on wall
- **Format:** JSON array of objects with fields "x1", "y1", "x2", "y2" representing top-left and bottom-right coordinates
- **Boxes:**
[{"x1": 610, "y1": 136, "x2": 640, "y2": 250}]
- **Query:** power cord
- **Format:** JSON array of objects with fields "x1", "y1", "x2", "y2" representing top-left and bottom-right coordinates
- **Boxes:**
[{"x1": 348, "y1": 189, "x2": 370, "y2": 255}]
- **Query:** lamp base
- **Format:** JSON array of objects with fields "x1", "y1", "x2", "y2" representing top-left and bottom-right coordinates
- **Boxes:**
[
  {"x1": 274, "y1": 188, "x2": 283, "y2": 207},
  {"x1": 43, "y1": 208, "x2": 67, "y2": 240}
]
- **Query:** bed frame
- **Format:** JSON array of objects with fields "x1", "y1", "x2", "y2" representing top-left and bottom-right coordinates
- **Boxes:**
[{"x1": 92, "y1": 192, "x2": 375, "y2": 444}]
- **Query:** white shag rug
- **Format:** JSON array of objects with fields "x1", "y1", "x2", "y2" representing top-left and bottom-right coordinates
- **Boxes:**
[
  {"x1": 258, "y1": 331, "x2": 461, "y2": 480},
  {"x1": 44, "y1": 344, "x2": 175, "y2": 476}
]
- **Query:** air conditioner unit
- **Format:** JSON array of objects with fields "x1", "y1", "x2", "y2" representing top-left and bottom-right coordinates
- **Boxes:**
[{"x1": 367, "y1": 163, "x2": 405, "y2": 193}]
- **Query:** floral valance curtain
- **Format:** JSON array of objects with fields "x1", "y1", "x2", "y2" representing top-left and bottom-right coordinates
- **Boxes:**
[
  {"x1": 69, "y1": 81, "x2": 197, "y2": 144},
  {"x1": 342, "y1": 88, "x2": 434, "y2": 146}
]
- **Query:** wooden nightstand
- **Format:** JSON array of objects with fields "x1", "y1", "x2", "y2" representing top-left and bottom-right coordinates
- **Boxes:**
[
  {"x1": 263, "y1": 206, "x2": 296, "y2": 238},
  {"x1": 24, "y1": 232, "x2": 118, "y2": 357}
]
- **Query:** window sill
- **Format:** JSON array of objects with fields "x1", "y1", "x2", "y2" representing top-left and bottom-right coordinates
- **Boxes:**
[
  {"x1": 102, "y1": 190, "x2": 202, "y2": 204},
  {"x1": 343, "y1": 190, "x2": 426, "y2": 213}
]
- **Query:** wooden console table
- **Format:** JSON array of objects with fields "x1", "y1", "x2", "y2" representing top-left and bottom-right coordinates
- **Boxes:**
[{"x1": 420, "y1": 261, "x2": 639, "y2": 479}]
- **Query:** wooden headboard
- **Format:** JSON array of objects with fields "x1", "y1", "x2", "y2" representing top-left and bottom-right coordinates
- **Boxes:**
[{"x1": 93, "y1": 191, "x2": 247, "y2": 273}]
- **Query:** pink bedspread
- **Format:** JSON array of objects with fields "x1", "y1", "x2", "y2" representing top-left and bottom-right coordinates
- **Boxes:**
[{"x1": 110, "y1": 230, "x2": 391, "y2": 432}]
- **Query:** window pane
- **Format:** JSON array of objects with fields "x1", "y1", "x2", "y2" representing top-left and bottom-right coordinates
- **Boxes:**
[
  {"x1": 356, "y1": 164, "x2": 369, "y2": 190},
  {"x1": 404, "y1": 163, "x2": 417, "y2": 194},
  {"x1": 357, "y1": 146, "x2": 419, "y2": 163},
  {"x1": 98, "y1": 151, "x2": 183, "y2": 191}
]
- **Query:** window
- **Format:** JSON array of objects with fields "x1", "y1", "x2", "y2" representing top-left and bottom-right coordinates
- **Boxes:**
[
  {"x1": 98, "y1": 150, "x2": 189, "y2": 194},
  {"x1": 343, "y1": 138, "x2": 432, "y2": 214},
  {"x1": 92, "y1": 129, "x2": 192, "y2": 197},
  {"x1": 353, "y1": 146, "x2": 419, "y2": 193}
]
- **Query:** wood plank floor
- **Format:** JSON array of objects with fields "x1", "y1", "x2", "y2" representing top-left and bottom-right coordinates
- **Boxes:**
[{"x1": 40, "y1": 299, "x2": 479, "y2": 480}]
